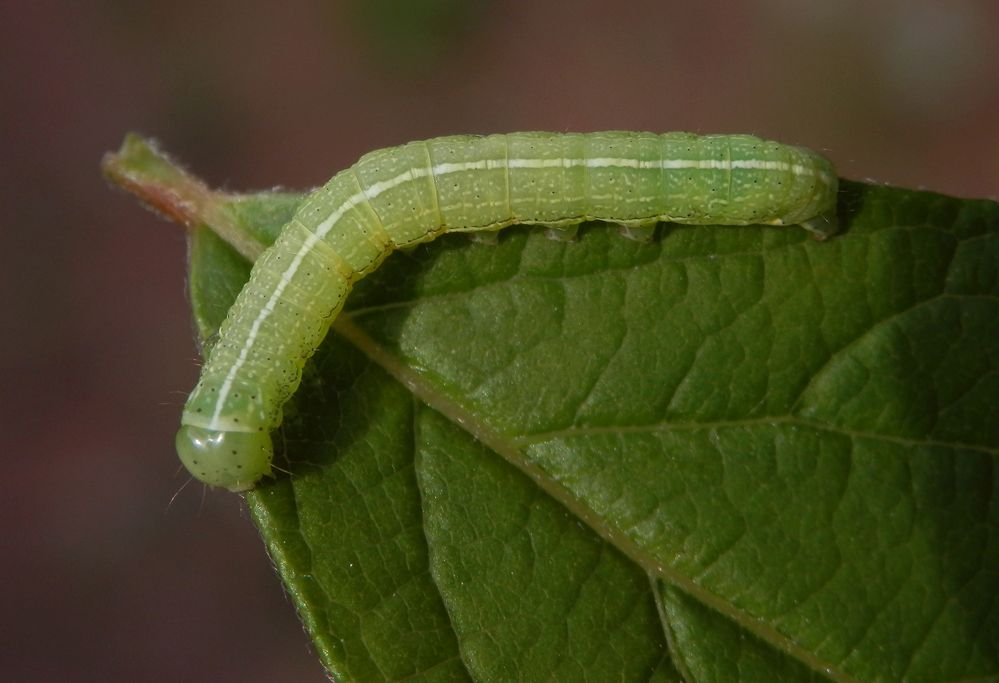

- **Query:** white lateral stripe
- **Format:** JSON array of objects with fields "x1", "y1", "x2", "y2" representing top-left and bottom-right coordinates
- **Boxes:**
[
  {"x1": 210, "y1": 231, "x2": 322, "y2": 425},
  {"x1": 311, "y1": 156, "x2": 830, "y2": 241},
  {"x1": 208, "y1": 154, "x2": 831, "y2": 426}
]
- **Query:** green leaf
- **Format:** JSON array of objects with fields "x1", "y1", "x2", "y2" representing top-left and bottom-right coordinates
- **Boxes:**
[{"x1": 113, "y1": 137, "x2": 999, "y2": 682}]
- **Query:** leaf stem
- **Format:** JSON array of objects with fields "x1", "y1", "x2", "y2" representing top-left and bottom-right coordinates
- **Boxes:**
[{"x1": 101, "y1": 133, "x2": 266, "y2": 261}]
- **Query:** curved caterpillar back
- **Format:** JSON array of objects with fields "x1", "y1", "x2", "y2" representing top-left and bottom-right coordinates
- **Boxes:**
[{"x1": 175, "y1": 131, "x2": 838, "y2": 491}]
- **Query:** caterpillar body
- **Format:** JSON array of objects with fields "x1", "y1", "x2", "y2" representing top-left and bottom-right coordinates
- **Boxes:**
[{"x1": 176, "y1": 131, "x2": 838, "y2": 491}]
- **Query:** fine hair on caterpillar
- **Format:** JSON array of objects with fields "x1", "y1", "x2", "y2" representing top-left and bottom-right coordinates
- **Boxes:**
[{"x1": 175, "y1": 131, "x2": 838, "y2": 491}]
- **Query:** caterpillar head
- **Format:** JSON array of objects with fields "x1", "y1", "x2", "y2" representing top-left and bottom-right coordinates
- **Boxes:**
[{"x1": 175, "y1": 425, "x2": 273, "y2": 492}]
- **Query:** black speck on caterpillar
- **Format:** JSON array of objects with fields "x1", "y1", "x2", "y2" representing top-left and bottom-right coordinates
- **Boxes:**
[{"x1": 175, "y1": 131, "x2": 838, "y2": 491}]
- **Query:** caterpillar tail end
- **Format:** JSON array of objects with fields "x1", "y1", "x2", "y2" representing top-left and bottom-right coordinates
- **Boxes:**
[{"x1": 176, "y1": 425, "x2": 273, "y2": 492}]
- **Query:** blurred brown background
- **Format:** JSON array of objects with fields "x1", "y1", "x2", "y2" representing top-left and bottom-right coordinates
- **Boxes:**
[{"x1": 1, "y1": 1, "x2": 996, "y2": 680}]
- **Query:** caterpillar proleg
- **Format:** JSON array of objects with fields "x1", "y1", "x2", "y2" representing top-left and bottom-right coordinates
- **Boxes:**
[{"x1": 176, "y1": 131, "x2": 838, "y2": 491}]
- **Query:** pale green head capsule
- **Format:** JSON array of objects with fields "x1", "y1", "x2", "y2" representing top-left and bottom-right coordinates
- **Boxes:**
[
  {"x1": 175, "y1": 425, "x2": 273, "y2": 492},
  {"x1": 177, "y1": 376, "x2": 277, "y2": 491}
]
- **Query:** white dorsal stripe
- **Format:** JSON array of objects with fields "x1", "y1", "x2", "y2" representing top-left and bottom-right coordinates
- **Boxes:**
[
  {"x1": 209, "y1": 154, "x2": 832, "y2": 426},
  {"x1": 313, "y1": 157, "x2": 833, "y2": 241}
]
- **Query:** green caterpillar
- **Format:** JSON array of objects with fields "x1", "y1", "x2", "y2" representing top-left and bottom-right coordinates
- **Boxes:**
[{"x1": 176, "y1": 131, "x2": 838, "y2": 491}]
